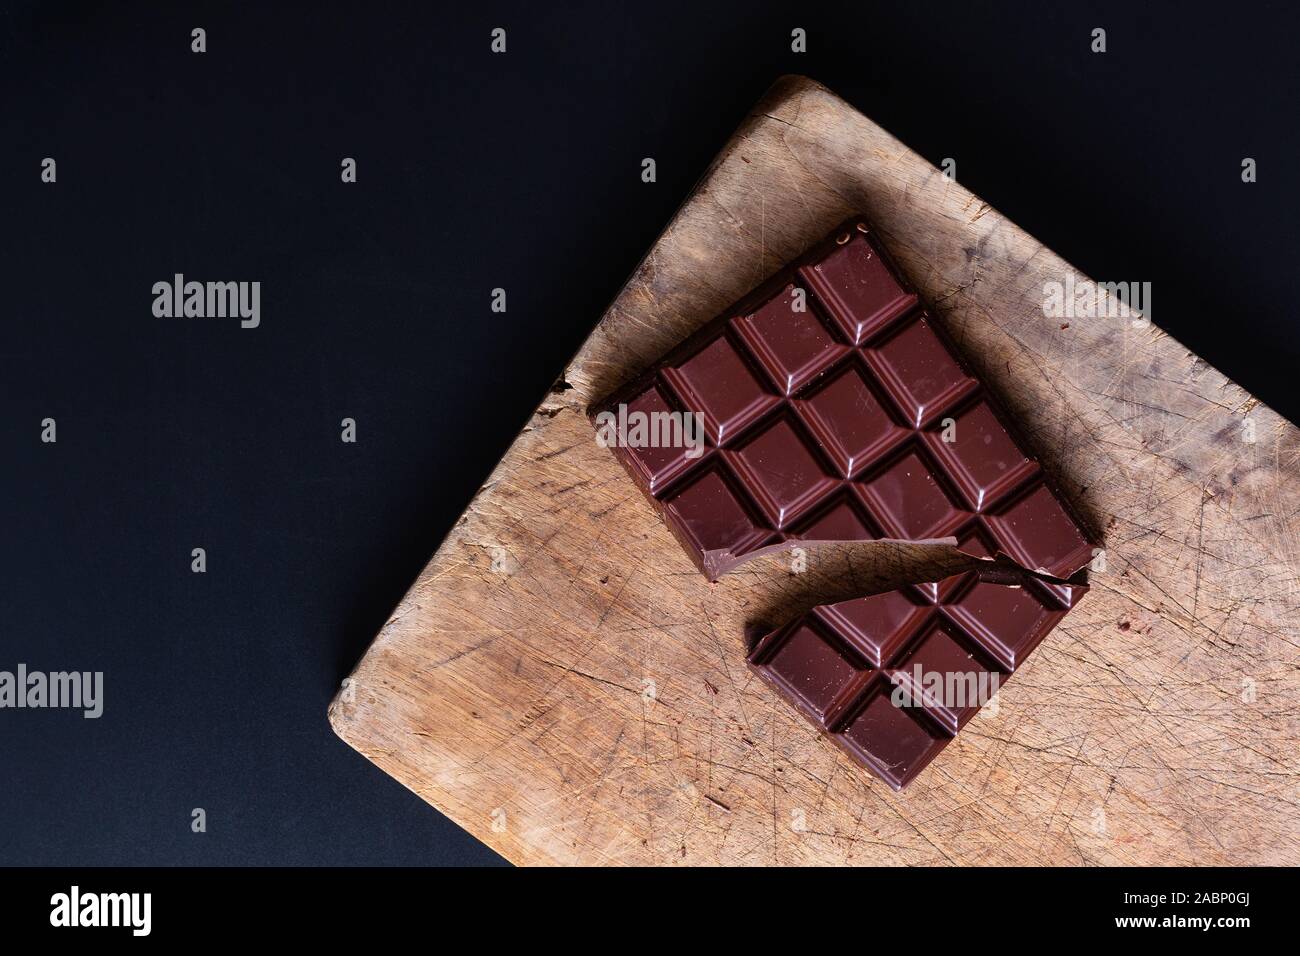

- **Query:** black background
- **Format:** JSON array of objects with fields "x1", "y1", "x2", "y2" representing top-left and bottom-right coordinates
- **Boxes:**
[{"x1": 1, "y1": 1, "x2": 1295, "y2": 866}]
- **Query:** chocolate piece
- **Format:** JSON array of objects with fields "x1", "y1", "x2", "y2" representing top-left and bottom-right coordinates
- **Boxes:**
[
  {"x1": 590, "y1": 220, "x2": 1095, "y2": 581},
  {"x1": 747, "y1": 568, "x2": 1088, "y2": 789}
]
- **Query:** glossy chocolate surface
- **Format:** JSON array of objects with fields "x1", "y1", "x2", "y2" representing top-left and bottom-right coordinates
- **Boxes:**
[
  {"x1": 590, "y1": 219, "x2": 1095, "y2": 581},
  {"x1": 747, "y1": 568, "x2": 1088, "y2": 789}
]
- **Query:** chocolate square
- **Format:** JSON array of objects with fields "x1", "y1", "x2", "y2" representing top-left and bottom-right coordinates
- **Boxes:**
[{"x1": 591, "y1": 220, "x2": 1095, "y2": 581}]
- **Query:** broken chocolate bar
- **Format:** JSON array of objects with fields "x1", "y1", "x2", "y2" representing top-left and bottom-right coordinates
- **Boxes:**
[
  {"x1": 590, "y1": 220, "x2": 1095, "y2": 581},
  {"x1": 747, "y1": 568, "x2": 1088, "y2": 789}
]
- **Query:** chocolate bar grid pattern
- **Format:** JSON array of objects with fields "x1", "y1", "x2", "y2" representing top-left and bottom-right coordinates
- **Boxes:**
[
  {"x1": 594, "y1": 221, "x2": 1093, "y2": 581},
  {"x1": 747, "y1": 569, "x2": 1087, "y2": 790}
]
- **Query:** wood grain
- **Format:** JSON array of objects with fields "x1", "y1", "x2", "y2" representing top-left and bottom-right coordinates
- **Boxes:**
[{"x1": 329, "y1": 76, "x2": 1300, "y2": 865}]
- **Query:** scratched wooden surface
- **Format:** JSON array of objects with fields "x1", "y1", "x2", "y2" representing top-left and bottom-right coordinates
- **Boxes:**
[{"x1": 329, "y1": 76, "x2": 1300, "y2": 865}]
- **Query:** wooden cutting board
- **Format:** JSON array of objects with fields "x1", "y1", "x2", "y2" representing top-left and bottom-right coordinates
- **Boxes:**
[{"x1": 329, "y1": 76, "x2": 1300, "y2": 865}]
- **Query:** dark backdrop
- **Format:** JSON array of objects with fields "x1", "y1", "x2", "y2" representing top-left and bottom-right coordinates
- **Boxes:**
[{"x1": 1, "y1": 2, "x2": 1295, "y2": 865}]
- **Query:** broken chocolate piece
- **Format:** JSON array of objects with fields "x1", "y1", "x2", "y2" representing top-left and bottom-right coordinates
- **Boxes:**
[
  {"x1": 590, "y1": 219, "x2": 1095, "y2": 581},
  {"x1": 747, "y1": 568, "x2": 1088, "y2": 789}
]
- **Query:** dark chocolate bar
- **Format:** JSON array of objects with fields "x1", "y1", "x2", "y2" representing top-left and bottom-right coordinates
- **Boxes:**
[
  {"x1": 747, "y1": 568, "x2": 1088, "y2": 789},
  {"x1": 590, "y1": 220, "x2": 1095, "y2": 581}
]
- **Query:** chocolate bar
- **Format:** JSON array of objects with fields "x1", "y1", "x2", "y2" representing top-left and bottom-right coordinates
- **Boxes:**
[
  {"x1": 747, "y1": 568, "x2": 1088, "y2": 789},
  {"x1": 590, "y1": 220, "x2": 1095, "y2": 581}
]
